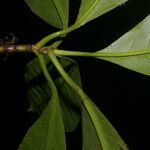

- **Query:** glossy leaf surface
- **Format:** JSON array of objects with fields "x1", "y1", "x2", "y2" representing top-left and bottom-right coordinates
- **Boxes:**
[
  {"x1": 25, "y1": 0, "x2": 69, "y2": 28},
  {"x1": 76, "y1": 0, "x2": 128, "y2": 27},
  {"x1": 82, "y1": 98, "x2": 128, "y2": 150},
  {"x1": 97, "y1": 15, "x2": 150, "y2": 76},
  {"x1": 19, "y1": 88, "x2": 66, "y2": 150},
  {"x1": 25, "y1": 56, "x2": 81, "y2": 132}
]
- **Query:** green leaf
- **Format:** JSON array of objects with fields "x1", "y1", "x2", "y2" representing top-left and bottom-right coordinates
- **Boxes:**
[
  {"x1": 82, "y1": 98, "x2": 128, "y2": 150},
  {"x1": 47, "y1": 50, "x2": 128, "y2": 149},
  {"x1": 25, "y1": 56, "x2": 81, "y2": 132},
  {"x1": 76, "y1": 0, "x2": 128, "y2": 27},
  {"x1": 47, "y1": 53, "x2": 128, "y2": 149},
  {"x1": 25, "y1": 0, "x2": 69, "y2": 28},
  {"x1": 82, "y1": 106, "x2": 103, "y2": 150},
  {"x1": 25, "y1": 56, "x2": 52, "y2": 114},
  {"x1": 97, "y1": 15, "x2": 150, "y2": 76},
  {"x1": 19, "y1": 90, "x2": 66, "y2": 150},
  {"x1": 25, "y1": 56, "x2": 50, "y2": 82}
]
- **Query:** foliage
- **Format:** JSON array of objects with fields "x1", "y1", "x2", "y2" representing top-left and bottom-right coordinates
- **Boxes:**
[
  {"x1": 6, "y1": 0, "x2": 149, "y2": 150},
  {"x1": 97, "y1": 15, "x2": 150, "y2": 76}
]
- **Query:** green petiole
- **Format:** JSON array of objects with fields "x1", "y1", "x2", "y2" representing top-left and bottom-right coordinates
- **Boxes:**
[{"x1": 53, "y1": 49, "x2": 150, "y2": 57}]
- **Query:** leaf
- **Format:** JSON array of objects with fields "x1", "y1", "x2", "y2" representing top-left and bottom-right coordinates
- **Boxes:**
[
  {"x1": 19, "y1": 90, "x2": 66, "y2": 150},
  {"x1": 26, "y1": 83, "x2": 51, "y2": 114},
  {"x1": 96, "y1": 14, "x2": 150, "y2": 76},
  {"x1": 82, "y1": 98, "x2": 128, "y2": 150},
  {"x1": 47, "y1": 50, "x2": 128, "y2": 149},
  {"x1": 25, "y1": 56, "x2": 81, "y2": 132},
  {"x1": 82, "y1": 106, "x2": 103, "y2": 150},
  {"x1": 25, "y1": 0, "x2": 69, "y2": 28},
  {"x1": 76, "y1": 0, "x2": 128, "y2": 27},
  {"x1": 25, "y1": 56, "x2": 50, "y2": 82}
]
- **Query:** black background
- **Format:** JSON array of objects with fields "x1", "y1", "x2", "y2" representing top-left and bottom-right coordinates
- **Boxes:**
[{"x1": 0, "y1": 0, "x2": 150, "y2": 149}]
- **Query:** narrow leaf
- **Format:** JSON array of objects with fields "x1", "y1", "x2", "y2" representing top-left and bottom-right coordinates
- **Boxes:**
[
  {"x1": 97, "y1": 15, "x2": 150, "y2": 76},
  {"x1": 82, "y1": 98, "x2": 128, "y2": 150},
  {"x1": 25, "y1": 0, "x2": 69, "y2": 28},
  {"x1": 76, "y1": 0, "x2": 128, "y2": 27},
  {"x1": 19, "y1": 92, "x2": 66, "y2": 150}
]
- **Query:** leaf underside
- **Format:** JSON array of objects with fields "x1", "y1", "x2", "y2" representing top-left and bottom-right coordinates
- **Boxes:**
[
  {"x1": 97, "y1": 15, "x2": 150, "y2": 76},
  {"x1": 82, "y1": 97, "x2": 128, "y2": 150},
  {"x1": 76, "y1": 0, "x2": 128, "y2": 27}
]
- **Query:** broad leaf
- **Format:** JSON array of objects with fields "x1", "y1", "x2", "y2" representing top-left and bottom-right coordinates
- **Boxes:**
[
  {"x1": 97, "y1": 15, "x2": 150, "y2": 76},
  {"x1": 25, "y1": 56, "x2": 81, "y2": 132},
  {"x1": 19, "y1": 90, "x2": 66, "y2": 150},
  {"x1": 82, "y1": 98, "x2": 128, "y2": 150},
  {"x1": 76, "y1": 0, "x2": 128, "y2": 27},
  {"x1": 25, "y1": 0, "x2": 69, "y2": 28}
]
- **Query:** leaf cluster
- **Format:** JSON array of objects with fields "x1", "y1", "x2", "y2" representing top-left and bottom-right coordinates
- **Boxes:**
[{"x1": 17, "y1": 0, "x2": 150, "y2": 150}]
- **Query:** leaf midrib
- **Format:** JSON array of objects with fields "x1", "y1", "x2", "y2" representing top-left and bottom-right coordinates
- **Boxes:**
[
  {"x1": 83, "y1": 106, "x2": 104, "y2": 150},
  {"x1": 53, "y1": 0, "x2": 67, "y2": 28},
  {"x1": 97, "y1": 49, "x2": 150, "y2": 57},
  {"x1": 76, "y1": 0, "x2": 100, "y2": 26}
]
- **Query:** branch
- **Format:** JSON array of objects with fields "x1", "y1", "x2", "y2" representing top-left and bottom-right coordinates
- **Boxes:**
[
  {"x1": 1, "y1": 45, "x2": 149, "y2": 58},
  {"x1": 0, "y1": 44, "x2": 53, "y2": 54},
  {"x1": 0, "y1": 44, "x2": 34, "y2": 53}
]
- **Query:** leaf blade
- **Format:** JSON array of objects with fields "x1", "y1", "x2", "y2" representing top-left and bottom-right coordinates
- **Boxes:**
[
  {"x1": 82, "y1": 106, "x2": 103, "y2": 150},
  {"x1": 76, "y1": 0, "x2": 128, "y2": 27},
  {"x1": 25, "y1": 0, "x2": 69, "y2": 28},
  {"x1": 97, "y1": 15, "x2": 150, "y2": 76},
  {"x1": 82, "y1": 98, "x2": 128, "y2": 150},
  {"x1": 19, "y1": 89, "x2": 66, "y2": 150}
]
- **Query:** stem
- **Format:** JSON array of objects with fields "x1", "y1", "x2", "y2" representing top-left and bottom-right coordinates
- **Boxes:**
[
  {"x1": 36, "y1": 24, "x2": 78, "y2": 48},
  {"x1": 48, "y1": 51, "x2": 128, "y2": 150},
  {"x1": 47, "y1": 51, "x2": 107, "y2": 148},
  {"x1": 0, "y1": 44, "x2": 34, "y2": 53},
  {"x1": 48, "y1": 50, "x2": 87, "y2": 101},
  {"x1": 54, "y1": 50, "x2": 96, "y2": 57},
  {"x1": 35, "y1": 0, "x2": 101, "y2": 48},
  {"x1": 1, "y1": 44, "x2": 150, "y2": 58}
]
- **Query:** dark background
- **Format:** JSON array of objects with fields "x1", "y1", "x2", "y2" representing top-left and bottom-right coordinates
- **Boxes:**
[{"x1": 0, "y1": 0, "x2": 150, "y2": 149}]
